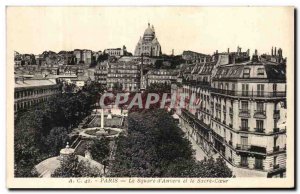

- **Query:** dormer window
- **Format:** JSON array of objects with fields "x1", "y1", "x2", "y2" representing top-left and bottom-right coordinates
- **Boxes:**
[
  {"x1": 243, "y1": 68, "x2": 250, "y2": 78},
  {"x1": 257, "y1": 68, "x2": 264, "y2": 76}
]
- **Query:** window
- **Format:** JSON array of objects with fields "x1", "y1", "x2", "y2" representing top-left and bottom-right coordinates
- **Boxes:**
[
  {"x1": 274, "y1": 156, "x2": 277, "y2": 166},
  {"x1": 256, "y1": 120, "x2": 264, "y2": 132},
  {"x1": 241, "y1": 156, "x2": 248, "y2": 167},
  {"x1": 241, "y1": 136, "x2": 248, "y2": 146},
  {"x1": 257, "y1": 102, "x2": 264, "y2": 112},
  {"x1": 242, "y1": 84, "x2": 249, "y2": 96},
  {"x1": 232, "y1": 83, "x2": 236, "y2": 91},
  {"x1": 243, "y1": 68, "x2": 250, "y2": 78},
  {"x1": 257, "y1": 68, "x2": 264, "y2": 75},
  {"x1": 241, "y1": 119, "x2": 248, "y2": 131},
  {"x1": 255, "y1": 158, "x2": 264, "y2": 169},
  {"x1": 241, "y1": 101, "x2": 249, "y2": 111},
  {"x1": 257, "y1": 84, "x2": 265, "y2": 97},
  {"x1": 273, "y1": 84, "x2": 277, "y2": 96}
]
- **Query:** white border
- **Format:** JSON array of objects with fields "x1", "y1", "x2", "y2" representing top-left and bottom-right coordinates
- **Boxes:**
[{"x1": 1, "y1": 0, "x2": 299, "y2": 193}]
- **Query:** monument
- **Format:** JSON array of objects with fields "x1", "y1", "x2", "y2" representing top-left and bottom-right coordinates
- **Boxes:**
[{"x1": 96, "y1": 109, "x2": 108, "y2": 136}]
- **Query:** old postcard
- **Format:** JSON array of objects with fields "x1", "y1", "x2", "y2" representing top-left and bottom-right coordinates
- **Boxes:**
[{"x1": 6, "y1": 6, "x2": 295, "y2": 189}]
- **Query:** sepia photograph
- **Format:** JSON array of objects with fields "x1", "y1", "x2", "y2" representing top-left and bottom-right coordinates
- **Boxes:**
[{"x1": 6, "y1": 6, "x2": 295, "y2": 189}]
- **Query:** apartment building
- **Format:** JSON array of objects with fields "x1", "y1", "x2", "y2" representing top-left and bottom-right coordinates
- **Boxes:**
[
  {"x1": 14, "y1": 77, "x2": 61, "y2": 112},
  {"x1": 146, "y1": 69, "x2": 178, "y2": 86},
  {"x1": 172, "y1": 48, "x2": 287, "y2": 178},
  {"x1": 95, "y1": 62, "x2": 108, "y2": 85},
  {"x1": 106, "y1": 61, "x2": 140, "y2": 92}
]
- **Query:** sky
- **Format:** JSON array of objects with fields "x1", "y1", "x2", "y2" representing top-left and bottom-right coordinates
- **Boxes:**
[{"x1": 7, "y1": 7, "x2": 294, "y2": 56}]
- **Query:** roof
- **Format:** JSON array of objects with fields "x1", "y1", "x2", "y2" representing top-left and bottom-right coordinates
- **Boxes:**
[
  {"x1": 34, "y1": 155, "x2": 104, "y2": 178},
  {"x1": 15, "y1": 79, "x2": 57, "y2": 89},
  {"x1": 213, "y1": 61, "x2": 286, "y2": 81},
  {"x1": 144, "y1": 24, "x2": 155, "y2": 36},
  {"x1": 147, "y1": 69, "x2": 178, "y2": 76}
]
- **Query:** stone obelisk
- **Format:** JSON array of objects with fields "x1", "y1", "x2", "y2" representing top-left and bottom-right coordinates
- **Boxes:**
[{"x1": 101, "y1": 108, "x2": 104, "y2": 129}]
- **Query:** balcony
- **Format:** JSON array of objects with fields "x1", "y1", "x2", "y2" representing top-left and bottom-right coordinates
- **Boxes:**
[
  {"x1": 239, "y1": 109, "x2": 250, "y2": 118},
  {"x1": 254, "y1": 110, "x2": 266, "y2": 119},
  {"x1": 236, "y1": 144, "x2": 267, "y2": 155},
  {"x1": 239, "y1": 126, "x2": 249, "y2": 132},
  {"x1": 210, "y1": 88, "x2": 286, "y2": 98},
  {"x1": 273, "y1": 110, "x2": 280, "y2": 119},
  {"x1": 254, "y1": 128, "x2": 265, "y2": 133},
  {"x1": 212, "y1": 131, "x2": 224, "y2": 143}
]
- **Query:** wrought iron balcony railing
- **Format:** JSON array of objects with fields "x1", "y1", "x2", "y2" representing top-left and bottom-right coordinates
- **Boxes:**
[
  {"x1": 254, "y1": 110, "x2": 266, "y2": 119},
  {"x1": 254, "y1": 128, "x2": 265, "y2": 133},
  {"x1": 239, "y1": 109, "x2": 250, "y2": 117},
  {"x1": 211, "y1": 88, "x2": 286, "y2": 98},
  {"x1": 236, "y1": 144, "x2": 267, "y2": 154},
  {"x1": 239, "y1": 126, "x2": 249, "y2": 131}
]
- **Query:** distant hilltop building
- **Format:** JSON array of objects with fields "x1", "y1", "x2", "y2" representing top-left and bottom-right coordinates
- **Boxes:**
[
  {"x1": 73, "y1": 49, "x2": 92, "y2": 65},
  {"x1": 104, "y1": 45, "x2": 131, "y2": 57},
  {"x1": 134, "y1": 23, "x2": 162, "y2": 57}
]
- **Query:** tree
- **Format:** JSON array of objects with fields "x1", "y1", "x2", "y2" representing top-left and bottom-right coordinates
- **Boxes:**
[
  {"x1": 111, "y1": 110, "x2": 233, "y2": 178},
  {"x1": 14, "y1": 87, "x2": 98, "y2": 177},
  {"x1": 52, "y1": 156, "x2": 103, "y2": 178},
  {"x1": 45, "y1": 127, "x2": 69, "y2": 156},
  {"x1": 90, "y1": 138, "x2": 110, "y2": 164}
]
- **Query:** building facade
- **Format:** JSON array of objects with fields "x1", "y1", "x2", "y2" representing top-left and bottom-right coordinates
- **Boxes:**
[
  {"x1": 73, "y1": 49, "x2": 92, "y2": 65},
  {"x1": 106, "y1": 61, "x2": 140, "y2": 92},
  {"x1": 104, "y1": 46, "x2": 130, "y2": 57},
  {"x1": 14, "y1": 78, "x2": 61, "y2": 112},
  {"x1": 95, "y1": 62, "x2": 109, "y2": 85},
  {"x1": 172, "y1": 48, "x2": 287, "y2": 178},
  {"x1": 146, "y1": 69, "x2": 178, "y2": 86},
  {"x1": 134, "y1": 23, "x2": 162, "y2": 57}
]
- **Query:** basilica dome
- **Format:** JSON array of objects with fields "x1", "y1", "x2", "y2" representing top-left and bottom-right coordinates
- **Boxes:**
[
  {"x1": 134, "y1": 23, "x2": 161, "y2": 57},
  {"x1": 143, "y1": 23, "x2": 155, "y2": 41}
]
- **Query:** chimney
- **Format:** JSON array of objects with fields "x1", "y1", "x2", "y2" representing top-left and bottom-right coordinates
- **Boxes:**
[
  {"x1": 232, "y1": 56, "x2": 236, "y2": 64},
  {"x1": 274, "y1": 47, "x2": 277, "y2": 56},
  {"x1": 252, "y1": 49, "x2": 259, "y2": 62},
  {"x1": 271, "y1": 47, "x2": 273, "y2": 56},
  {"x1": 278, "y1": 48, "x2": 282, "y2": 58},
  {"x1": 227, "y1": 48, "x2": 230, "y2": 53},
  {"x1": 216, "y1": 50, "x2": 218, "y2": 54}
]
